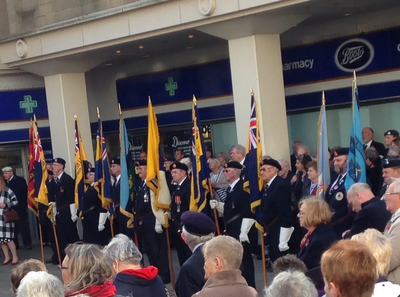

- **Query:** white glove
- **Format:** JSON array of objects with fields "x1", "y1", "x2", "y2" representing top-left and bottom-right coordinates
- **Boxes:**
[
  {"x1": 209, "y1": 200, "x2": 224, "y2": 213},
  {"x1": 155, "y1": 219, "x2": 163, "y2": 234},
  {"x1": 69, "y1": 204, "x2": 78, "y2": 222},
  {"x1": 107, "y1": 211, "x2": 111, "y2": 219},
  {"x1": 52, "y1": 205, "x2": 57, "y2": 223},
  {"x1": 239, "y1": 218, "x2": 255, "y2": 243},
  {"x1": 98, "y1": 213, "x2": 108, "y2": 232},
  {"x1": 49, "y1": 202, "x2": 56, "y2": 207},
  {"x1": 278, "y1": 227, "x2": 295, "y2": 252},
  {"x1": 164, "y1": 211, "x2": 171, "y2": 219}
]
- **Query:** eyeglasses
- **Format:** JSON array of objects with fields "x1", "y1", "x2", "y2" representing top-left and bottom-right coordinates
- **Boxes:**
[
  {"x1": 298, "y1": 211, "x2": 306, "y2": 216},
  {"x1": 58, "y1": 265, "x2": 68, "y2": 270},
  {"x1": 386, "y1": 192, "x2": 400, "y2": 196},
  {"x1": 260, "y1": 167, "x2": 274, "y2": 172}
]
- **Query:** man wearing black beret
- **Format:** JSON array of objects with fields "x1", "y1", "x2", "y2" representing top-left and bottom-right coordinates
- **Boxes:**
[
  {"x1": 326, "y1": 148, "x2": 354, "y2": 238},
  {"x1": 134, "y1": 160, "x2": 170, "y2": 283},
  {"x1": 81, "y1": 167, "x2": 111, "y2": 246},
  {"x1": 169, "y1": 161, "x2": 192, "y2": 267},
  {"x1": 176, "y1": 211, "x2": 216, "y2": 297},
  {"x1": 260, "y1": 158, "x2": 295, "y2": 262},
  {"x1": 378, "y1": 157, "x2": 400, "y2": 200},
  {"x1": 50, "y1": 157, "x2": 80, "y2": 261},
  {"x1": 110, "y1": 157, "x2": 124, "y2": 236},
  {"x1": 209, "y1": 161, "x2": 255, "y2": 288}
]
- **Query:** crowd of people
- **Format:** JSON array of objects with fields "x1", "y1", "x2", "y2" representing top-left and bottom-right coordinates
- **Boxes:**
[{"x1": 3, "y1": 126, "x2": 400, "y2": 296}]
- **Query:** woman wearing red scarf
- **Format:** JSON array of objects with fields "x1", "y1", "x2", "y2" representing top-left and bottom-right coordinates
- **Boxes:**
[
  {"x1": 62, "y1": 243, "x2": 117, "y2": 297},
  {"x1": 297, "y1": 196, "x2": 338, "y2": 270}
]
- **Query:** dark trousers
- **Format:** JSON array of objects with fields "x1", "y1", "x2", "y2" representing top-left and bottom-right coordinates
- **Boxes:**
[
  {"x1": 56, "y1": 215, "x2": 80, "y2": 258},
  {"x1": 42, "y1": 216, "x2": 59, "y2": 263},
  {"x1": 172, "y1": 231, "x2": 191, "y2": 267},
  {"x1": 139, "y1": 230, "x2": 171, "y2": 283},
  {"x1": 241, "y1": 242, "x2": 255, "y2": 288},
  {"x1": 14, "y1": 211, "x2": 32, "y2": 247}
]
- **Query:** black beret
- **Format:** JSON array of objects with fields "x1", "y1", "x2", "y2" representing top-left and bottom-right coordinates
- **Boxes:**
[
  {"x1": 170, "y1": 162, "x2": 188, "y2": 172},
  {"x1": 262, "y1": 158, "x2": 282, "y2": 171},
  {"x1": 53, "y1": 158, "x2": 66, "y2": 166},
  {"x1": 333, "y1": 148, "x2": 349, "y2": 157},
  {"x1": 384, "y1": 130, "x2": 400, "y2": 137},
  {"x1": 164, "y1": 155, "x2": 175, "y2": 162},
  {"x1": 181, "y1": 211, "x2": 216, "y2": 236},
  {"x1": 87, "y1": 167, "x2": 95, "y2": 173},
  {"x1": 137, "y1": 160, "x2": 147, "y2": 166},
  {"x1": 382, "y1": 157, "x2": 400, "y2": 168},
  {"x1": 111, "y1": 158, "x2": 120, "y2": 165},
  {"x1": 224, "y1": 161, "x2": 243, "y2": 170}
]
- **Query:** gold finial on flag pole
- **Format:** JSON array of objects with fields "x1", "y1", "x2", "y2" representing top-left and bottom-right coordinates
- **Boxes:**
[
  {"x1": 96, "y1": 107, "x2": 100, "y2": 119},
  {"x1": 148, "y1": 96, "x2": 151, "y2": 103},
  {"x1": 193, "y1": 94, "x2": 197, "y2": 103},
  {"x1": 74, "y1": 114, "x2": 78, "y2": 119},
  {"x1": 322, "y1": 91, "x2": 326, "y2": 105},
  {"x1": 251, "y1": 87, "x2": 254, "y2": 96},
  {"x1": 118, "y1": 103, "x2": 122, "y2": 117}
]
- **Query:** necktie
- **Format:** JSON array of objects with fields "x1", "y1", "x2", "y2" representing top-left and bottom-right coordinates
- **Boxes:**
[
  {"x1": 363, "y1": 144, "x2": 367, "y2": 150},
  {"x1": 227, "y1": 186, "x2": 232, "y2": 193}
]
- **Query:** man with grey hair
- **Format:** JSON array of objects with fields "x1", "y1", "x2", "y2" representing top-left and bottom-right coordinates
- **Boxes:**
[
  {"x1": 343, "y1": 183, "x2": 391, "y2": 239},
  {"x1": 229, "y1": 144, "x2": 246, "y2": 165},
  {"x1": 278, "y1": 159, "x2": 295, "y2": 184},
  {"x1": 17, "y1": 271, "x2": 64, "y2": 297},
  {"x1": 176, "y1": 211, "x2": 216, "y2": 297},
  {"x1": 193, "y1": 235, "x2": 257, "y2": 297},
  {"x1": 264, "y1": 270, "x2": 318, "y2": 297},
  {"x1": 103, "y1": 233, "x2": 167, "y2": 296}
]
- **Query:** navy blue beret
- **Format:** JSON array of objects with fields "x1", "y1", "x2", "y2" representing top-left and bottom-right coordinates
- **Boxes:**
[
  {"x1": 384, "y1": 130, "x2": 399, "y2": 137},
  {"x1": 333, "y1": 147, "x2": 349, "y2": 157},
  {"x1": 382, "y1": 157, "x2": 400, "y2": 168},
  {"x1": 170, "y1": 161, "x2": 188, "y2": 172},
  {"x1": 87, "y1": 167, "x2": 95, "y2": 173},
  {"x1": 224, "y1": 161, "x2": 243, "y2": 170},
  {"x1": 111, "y1": 157, "x2": 120, "y2": 165},
  {"x1": 262, "y1": 158, "x2": 282, "y2": 171},
  {"x1": 181, "y1": 211, "x2": 216, "y2": 236},
  {"x1": 137, "y1": 160, "x2": 147, "y2": 166},
  {"x1": 53, "y1": 158, "x2": 66, "y2": 166}
]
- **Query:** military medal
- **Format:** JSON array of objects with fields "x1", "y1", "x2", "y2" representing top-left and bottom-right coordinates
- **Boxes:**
[
  {"x1": 335, "y1": 192, "x2": 344, "y2": 201},
  {"x1": 144, "y1": 191, "x2": 149, "y2": 203},
  {"x1": 176, "y1": 196, "x2": 181, "y2": 212}
]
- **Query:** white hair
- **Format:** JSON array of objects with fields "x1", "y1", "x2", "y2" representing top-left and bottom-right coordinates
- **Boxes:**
[
  {"x1": 264, "y1": 271, "x2": 318, "y2": 297},
  {"x1": 278, "y1": 159, "x2": 289, "y2": 168},
  {"x1": 390, "y1": 178, "x2": 400, "y2": 193},
  {"x1": 347, "y1": 182, "x2": 371, "y2": 197},
  {"x1": 103, "y1": 233, "x2": 142, "y2": 265},
  {"x1": 17, "y1": 271, "x2": 64, "y2": 297},
  {"x1": 230, "y1": 145, "x2": 246, "y2": 156},
  {"x1": 182, "y1": 226, "x2": 214, "y2": 246}
]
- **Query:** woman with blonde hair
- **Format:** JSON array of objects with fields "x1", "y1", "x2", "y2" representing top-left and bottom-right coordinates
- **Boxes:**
[
  {"x1": 62, "y1": 243, "x2": 116, "y2": 297},
  {"x1": 352, "y1": 228, "x2": 400, "y2": 296},
  {"x1": 297, "y1": 196, "x2": 338, "y2": 270},
  {"x1": 0, "y1": 175, "x2": 19, "y2": 265}
]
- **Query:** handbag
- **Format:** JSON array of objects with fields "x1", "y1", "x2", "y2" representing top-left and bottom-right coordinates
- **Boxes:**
[{"x1": 3, "y1": 210, "x2": 20, "y2": 223}]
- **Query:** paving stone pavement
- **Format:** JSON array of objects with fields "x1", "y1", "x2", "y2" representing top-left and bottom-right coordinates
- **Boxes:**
[{"x1": 0, "y1": 242, "x2": 273, "y2": 297}]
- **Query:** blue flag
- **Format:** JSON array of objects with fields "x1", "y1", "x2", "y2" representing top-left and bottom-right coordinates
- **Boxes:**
[
  {"x1": 190, "y1": 97, "x2": 211, "y2": 213},
  {"x1": 119, "y1": 117, "x2": 134, "y2": 228},
  {"x1": 94, "y1": 116, "x2": 113, "y2": 211},
  {"x1": 317, "y1": 93, "x2": 331, "y2": 197},
  {"x1": 243, "y1": 93, "x2": 264, "y2": 231},
  {"x1": 345, "y1": 75, "x2": 367, "y2": 192}
]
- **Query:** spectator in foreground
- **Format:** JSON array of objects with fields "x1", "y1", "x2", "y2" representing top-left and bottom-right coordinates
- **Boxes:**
[
  {"x1": 103, "y1": 234, "x2": 167, "y2": 297},
  {"x1": 193, "y1": 235, "x2": 257, "y2": 297},
  {"x1": 272, "y1": 254, "x2": 307, "y2": 275},
  {"x1": 63, "y1": 243, "x2": 116, "y2": 297},
  {"x1": 264, "y1": 270, "x2": 318, "y2": 297},
  {"x1": 352, "y1": 228, "x2": 400, "y2": 296},
  {"x1": 17, "y1": 271, "x2": 64, "y2": 297},
  {"x1": 11, "y1": 259, "x2": 47, "y2": 295},
  {"x1": 321, "y1": 240, "x2": 376, "y2": 297}
]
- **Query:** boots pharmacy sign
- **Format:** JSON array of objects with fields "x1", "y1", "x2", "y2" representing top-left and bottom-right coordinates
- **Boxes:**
[{"x1": 334, "y1": 38, "x2": 374, "y2": 72}]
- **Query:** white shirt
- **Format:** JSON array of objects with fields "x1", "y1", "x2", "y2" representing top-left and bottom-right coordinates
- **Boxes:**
[
  {"x1": 267, "y1": 174, "x2": 278, "y2": 187},
  {"x1": 178, "y1": 177, "x2": 187, "y2": 186},
  {"x1": 365, "y1": 140, "x2": 373, "y2": 149},
  {"x1": 115, "y1": 174, "x2": 121, "y2": 184},
  {"x1": 193, "y1": 242, "x2": 204, "y2": 253},
  {"x1": 57, "y1": 172, "x2": 64, "y2": 180},
  {"x1": 229, "y1": 178, "x2": 240, "y2": 191},
  {"x1": 239, "y1": 157, "x2": 245, "y2": 165}
]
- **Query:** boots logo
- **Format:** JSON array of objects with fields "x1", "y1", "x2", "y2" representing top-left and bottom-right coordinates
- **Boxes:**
[{"x1": 335, "y1": 38, "x2": 374, "y2": 72}]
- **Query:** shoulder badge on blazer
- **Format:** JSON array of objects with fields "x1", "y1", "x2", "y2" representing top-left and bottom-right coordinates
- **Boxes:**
[{"x1": 335, "y1": 192, "x2": 344, "y2": 201}]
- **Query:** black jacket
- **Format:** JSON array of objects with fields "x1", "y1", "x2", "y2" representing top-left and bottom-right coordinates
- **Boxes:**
[
  {"x1": 171, "y1": 177, "x2": 191, "y2": 231},
  {"x1": 176, "y1": 246, "x2": 205, "y2": 297},
  {"x1": 290, "y1": 153, "x2": 297, "y2": 173},
  {"x1": 134, "y1": 180, "x2": 156, "y2": 233},
  {"x1": 366, "y1": 158, "x2": 384, "y2": 197},
  {"x1": 53, "y1": 172, "x2": 75, "y2": 221},
  {"x1": 344, "y1": 196, "x2": 391, "y2": 238},
  {"x1": 298, "y1": 224, "x2": 338, "y2": 270},
  {"x1": 7, "y1": 175, "x2": 28, "y2": 213},
  {"x1": 114, "y1": 267, "x2": 167, "y2": 297},
  {"x1": 367, "y1": 140, "x2": 386, "y2": 157}
]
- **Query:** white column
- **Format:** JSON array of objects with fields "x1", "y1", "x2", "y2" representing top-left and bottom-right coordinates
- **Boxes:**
[
  {"x1": 228, "y1": 34, "x2": 290, "y2": 160},
  {"x1": 44, "y1": 73, "x2": 94, "y2": 175}
]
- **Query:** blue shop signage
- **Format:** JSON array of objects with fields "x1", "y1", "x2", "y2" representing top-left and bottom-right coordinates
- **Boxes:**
[{"x1": 0, "y1": 88, "x2": 48, "y2": 121}]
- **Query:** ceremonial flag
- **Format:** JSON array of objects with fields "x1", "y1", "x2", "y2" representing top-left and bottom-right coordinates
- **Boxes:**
[
  {"x1": 243, "y1": 92, "x2": 264, "y2": 231},
  {"x1": 146, "y1": 98, "x2": 171, "y2": 227},
  {"x1": 119, "y1": 114, "x2": 134, "y2": 228},
  {"x1": 345, "y1": 73, "x2": 367, "y2": 192},
  {"x1": 74, "y1": 116, "x2": 91, "y2": 216},
  {"x1": 190, "y1": 96, "x2": 212, "y2": 213},
  {"x1": 28, "y1": 122, "x2": 38, "y2": 216},
  {"x1": 94, "y1": 110, "x2": 113, "y2": 210},
  {"x1": 33, "y1": 117, "x2": 49, "y2": 206},
  {"x1": 317, "y1": 92, "x2": 331, "y2": 197}
]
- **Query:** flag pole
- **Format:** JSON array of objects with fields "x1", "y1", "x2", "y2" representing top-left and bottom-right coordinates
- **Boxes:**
[
  {"x1": 261, "y1": 231, "x2": 267, "y2": 286},
  {"x1": 38, "y1": 222, "x2": 45, "y2": 263},
  {"x1": 165, "y1": 227, "x2": 175, "y2": 289},
  {"x1": 48, "y1": 206, "x2": 62, "y2": 265}
]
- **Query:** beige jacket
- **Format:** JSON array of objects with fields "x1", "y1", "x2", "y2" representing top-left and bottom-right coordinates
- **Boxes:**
[
  {"x1": 192, "y1": 269, "x2": 258, "y2": 297},
  {"x1": 384, "y1": 209, "x2": 400, "y2": 285}
]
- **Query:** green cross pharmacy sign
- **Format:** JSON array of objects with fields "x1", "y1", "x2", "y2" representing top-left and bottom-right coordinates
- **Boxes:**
[
  {"x1": 165, "y1": 77, "x2": 178, "y2": 96},
  {"x1": 19, "y1": 95, "x2": 38, "y2": 114}
]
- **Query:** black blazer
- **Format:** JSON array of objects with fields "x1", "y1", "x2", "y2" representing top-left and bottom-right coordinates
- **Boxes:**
[
  {"x1": 261, "y1": 175, "x2": 293, "y2": 229},
  {"x1": 112, "y1": 177, "x2": 121, "y2": 209},
  {"x1": 345, "y1": 196, "x2": 391, "y2": 238},
  {"x1": 223, "y1": 179, "x2": 253, "y2": 239},
  {"x1": 7, "y1": 175, "x2": 28, "y2": 212},
  {"x1": 366, "y1": 158, "x2": 383, "y2": 197},
  {"x1": 368, "y1": 140, "x2": 386, "y2": 157},
  {"x1": 175, "y1": 246, "x2": 205, "y2": 297},
  {"x1": 54, "y1": 172, "x2": 75, "y2": 220},
  {"x1": 290, "y1": 153, "x2": 297, "y2": 173},
  {"x1": 171, "y1": 177, "x2": 191, "y2": 229},
  {"x1": 298, "y1": 224, "x2": 338, "y2": 270}
]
